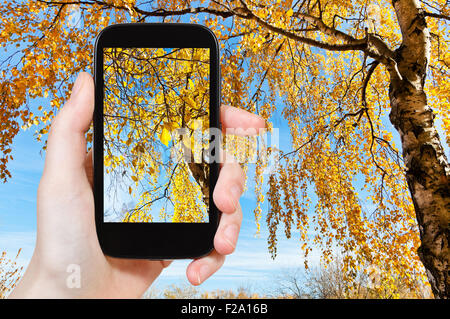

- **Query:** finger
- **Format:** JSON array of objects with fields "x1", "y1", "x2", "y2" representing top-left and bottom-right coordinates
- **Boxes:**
[
  {"x1": 220, "y1": 105, "x2": 266, "y2": 133},
  {"x1": 160, "y1": 260, "x2": 173, "y2": 268},
  {"x1": 106, "y1": 257, "x2": 172, "y2": 295},
  {"x1": 43, "y1": 72, "x2": 94, "y2": 180},
  {"x1": 214, "y1": 202, "x2": 242, "y2": 255},
  {"x1": 186, "y1": 250, "x2": 225, "y2": 286},
  {"x1": 213, "y1": 151, "x2": 245, "y2": 214}
]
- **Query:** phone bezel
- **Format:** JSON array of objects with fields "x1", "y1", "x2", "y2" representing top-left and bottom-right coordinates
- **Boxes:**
[{"x1": 93, "y1": 23, "x2": 221, "y2": 259}]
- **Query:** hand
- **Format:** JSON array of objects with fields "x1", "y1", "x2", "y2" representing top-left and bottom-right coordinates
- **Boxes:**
[{"x1": 9, "y1": 72, "x2": 265, "y2": 298}]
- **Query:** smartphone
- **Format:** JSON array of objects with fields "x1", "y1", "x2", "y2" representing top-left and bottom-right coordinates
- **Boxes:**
[{"x1": 93, "y1": 23, "x2": 221, "y2": 259}]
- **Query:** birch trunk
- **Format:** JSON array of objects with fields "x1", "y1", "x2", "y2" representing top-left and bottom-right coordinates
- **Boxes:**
[{"x1": 389, "y1": 0, "x2": 450, "y2": 298}]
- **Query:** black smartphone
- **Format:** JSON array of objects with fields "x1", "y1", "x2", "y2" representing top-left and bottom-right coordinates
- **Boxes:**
[{"x1": 93, "y1": 23, "x2": 221, "y2": 259}]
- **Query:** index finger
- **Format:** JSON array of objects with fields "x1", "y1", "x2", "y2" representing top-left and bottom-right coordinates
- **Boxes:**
[{"x1": 220, "y1": 105, "x2": 266, "y2": 133}]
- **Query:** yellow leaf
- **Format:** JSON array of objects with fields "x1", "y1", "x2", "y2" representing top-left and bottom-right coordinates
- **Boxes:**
[
  {"x1": 159, "y1": 127, "x2": 171, "y2": 146},
  {"x1": 104, "y1": 155, "x2": 111, "y2": 167},
  {"x1": 188, "y1": 78, "x2": 194, "y2": 90},
  {"x1": 186, "y1": 96, "x2": 195, "y2": 107},
  {"x1": 286, "y1": 9, "x2": 293, "y2": 18},
  {"x1": 163, "y1": 121, "x2": 179, "y2": 131}
]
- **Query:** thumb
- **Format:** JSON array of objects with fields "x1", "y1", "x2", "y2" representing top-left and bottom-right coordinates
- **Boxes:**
[{"x1": 43, "y1": 72, "x2": 94, "y2": 181}]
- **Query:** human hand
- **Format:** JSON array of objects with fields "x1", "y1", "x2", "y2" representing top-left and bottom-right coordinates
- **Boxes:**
[{"x1": 9, "y1": 72, "x2": 265, "y2": 298}]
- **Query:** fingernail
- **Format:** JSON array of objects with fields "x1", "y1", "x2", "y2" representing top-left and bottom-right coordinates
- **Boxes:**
[
  {"x1": 71, "y1": 73, "x2": 84, "y2": 97},
  {"x1": 229, "y1": 185, "x2": 241, "y2": 211},
  {"x1": 198, "y1": 265, "x2": 209, "y2": 285},
  {"x1": 224, "y1": 224, "x2": 238, "y2": 249}
]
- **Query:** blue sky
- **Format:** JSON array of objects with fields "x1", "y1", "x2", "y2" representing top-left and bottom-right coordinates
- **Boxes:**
[{"x1": 0, "y1": 128, "x2": 41, "y2": 269}]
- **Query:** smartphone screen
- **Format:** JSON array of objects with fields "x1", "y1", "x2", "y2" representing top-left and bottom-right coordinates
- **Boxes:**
[{"x1": 102, "y1": 47, "x2": 210, "y2": 223}]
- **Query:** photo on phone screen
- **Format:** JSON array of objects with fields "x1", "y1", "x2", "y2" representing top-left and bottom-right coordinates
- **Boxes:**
[{"x1": 102, "y1": 47, "x2": 210, "y2": 223}]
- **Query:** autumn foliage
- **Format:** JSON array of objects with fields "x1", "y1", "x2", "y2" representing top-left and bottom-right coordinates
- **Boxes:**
[
  {"x1": 102, "y1": 47, "x2": 210, "y2": 222},
  {"x1": 0, "y1": 250, "x2": 23, "y2": 298}
]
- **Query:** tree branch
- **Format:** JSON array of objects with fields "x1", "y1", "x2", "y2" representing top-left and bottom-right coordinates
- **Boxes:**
[
  {"x1": 292, "y1": 11, "x2": 359, "y2": 44},
  {"x1": 37, "y1": 0, "x2": 396, "y2": 63},
  {"x1": 361, "y1": 61, "x2": 380, "y2": 107},
  {"x1": 424, "y1": 11, "x2": 450, "y2": 21},
  {"x1": 237, "y1": 0, "x2": 367, "y2": 52}
]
